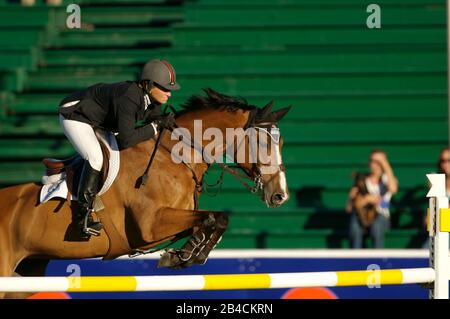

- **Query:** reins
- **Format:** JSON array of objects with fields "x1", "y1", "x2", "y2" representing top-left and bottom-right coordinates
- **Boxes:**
[{"x1": 135, "y1": 104, "x2": 178, "y2": 189}]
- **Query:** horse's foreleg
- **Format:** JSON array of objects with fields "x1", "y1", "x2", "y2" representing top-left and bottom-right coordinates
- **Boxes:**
[
  {"x1": 155, "y1": 210, "x2": 229, "y2": 269},
  {"x1": 138, "y1": 207, "x2": 207, "y2": 245}
]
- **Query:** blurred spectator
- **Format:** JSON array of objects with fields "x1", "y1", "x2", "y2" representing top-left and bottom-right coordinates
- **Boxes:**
[
  {"x1": 46, "y1": 0, "x2": 62, "y2": 5},
  {"x1": 21, "y1": 0, "x2": 35, "y2": 5},
  {"x1": 436, "y1": 147, "x2": 450, "y2": 194},
  {"x1": 21, "y1": 0, "x2": 62, "y2": 6},
  {"x1": 346, "y1": 149, "x2": 398, "y2": 248}
]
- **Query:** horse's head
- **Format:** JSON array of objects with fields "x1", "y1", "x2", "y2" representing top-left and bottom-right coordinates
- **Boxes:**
[
  {"x1": 172, "y1": 89, "x2": 291, "y2": 208},
  {"x1": 232, "y1": 101, "x2": 291, "y2": 208}
]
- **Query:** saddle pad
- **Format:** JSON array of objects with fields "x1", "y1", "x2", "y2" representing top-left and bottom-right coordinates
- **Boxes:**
[{"x1": 39, "y1": 131, "x2": 120, "y2": 204}]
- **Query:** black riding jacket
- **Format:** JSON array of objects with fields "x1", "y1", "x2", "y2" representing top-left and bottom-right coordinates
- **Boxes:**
[{"x1": 59, "y1": 81, "x2": 162, "y2": 150}]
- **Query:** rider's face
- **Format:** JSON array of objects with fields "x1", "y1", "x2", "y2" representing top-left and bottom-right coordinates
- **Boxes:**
[{"x1": 149, "y1": 84, "x2": 171, "y2": 104}]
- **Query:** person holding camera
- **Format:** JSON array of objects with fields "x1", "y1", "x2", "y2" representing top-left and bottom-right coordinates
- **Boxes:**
[{"x1": 346, "y1": 149, "x2": 398, "y2": 248}]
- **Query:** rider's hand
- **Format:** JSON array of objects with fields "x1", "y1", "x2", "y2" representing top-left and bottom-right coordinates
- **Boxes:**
[{"x1": 154, "y1": 113, "x2": 176, "y2": 130}]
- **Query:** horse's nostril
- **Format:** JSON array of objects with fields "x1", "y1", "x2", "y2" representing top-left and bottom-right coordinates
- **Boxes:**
[{"x1": 272, "y1": 193, "x2": 284, "y2": 203}]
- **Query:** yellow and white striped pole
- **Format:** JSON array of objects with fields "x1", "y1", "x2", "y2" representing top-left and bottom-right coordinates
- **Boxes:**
[{"x1": 0, "y1": 268, "x2": 436, "y2": 293}]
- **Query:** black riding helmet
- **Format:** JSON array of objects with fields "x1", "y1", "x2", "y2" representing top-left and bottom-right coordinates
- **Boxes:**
[{"x1": 140, "y1": 59, "x2": 181, "y2": 91}]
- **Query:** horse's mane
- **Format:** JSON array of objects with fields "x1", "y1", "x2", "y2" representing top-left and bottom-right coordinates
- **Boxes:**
[{"x1": 177, "y1": 88, "x2": 256, "y2": 116}]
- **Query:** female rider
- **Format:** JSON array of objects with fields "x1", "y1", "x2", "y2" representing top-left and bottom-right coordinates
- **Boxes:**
[{"x1": 58, "y1": 59, "x2": 180, "y2": 236}]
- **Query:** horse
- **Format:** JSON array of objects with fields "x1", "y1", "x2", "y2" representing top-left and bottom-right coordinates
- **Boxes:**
[{"x1": 0, "y1": 88, "x2": 291, "y2": 298}]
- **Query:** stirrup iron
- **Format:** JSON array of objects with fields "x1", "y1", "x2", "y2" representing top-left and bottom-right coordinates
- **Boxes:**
[{"x1": 82, "y1": 209, "x2": 101, "y2": 237}]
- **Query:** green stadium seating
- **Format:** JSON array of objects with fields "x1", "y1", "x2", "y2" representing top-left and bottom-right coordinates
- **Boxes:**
[
  {"x1": 43, "y1": 48, "x2": 447, "y2": 72},
  {"x1": 53, "y1": 27, "x2": 172, "y2": 48},
  {"x1": 219, "y1": 229, "x2": 426, "y2": 249},
  {"x1": 196, "y1": 0, "x2": 443, "y2": 5},
  {"x1": 0, "y1": 50, "x2": 37, "y2": 72},
  {"x1": 80, "y1": 7, "x2": 183, "y2": 25},
  {"x1": 173, "y1": 27, "x2": 446, "y2": 48},
  {"x1": 9, "y1": 93, "x2": 64, "y2": 114},
  {"x1": 76, "y1": 0, "x2": 167, "y2": 4},
  {"x1": 0, "y1": 6, "x2": 55, "y2": 28},
  {"x1": 0, "y1": 138, "x2": 73, "y2": 159},
  {"x1": 183, "y1": 5, "x2": 446, "y2": 27}
]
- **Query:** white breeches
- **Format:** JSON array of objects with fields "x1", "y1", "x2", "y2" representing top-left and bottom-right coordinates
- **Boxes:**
[{"x1": 59, "y1": 114, "x2": 104, "y2": 171}]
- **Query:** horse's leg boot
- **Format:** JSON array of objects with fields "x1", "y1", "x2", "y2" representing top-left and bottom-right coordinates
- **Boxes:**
[
  {"x1": 157, "y1": 213, "x2": 227, "y2": 269},
  {"x1": 157, "y1": 228, "x2": 209, "y2": 269},
  {"x1": 193, "y1": 213, "x2": 228, "y2": 265}
]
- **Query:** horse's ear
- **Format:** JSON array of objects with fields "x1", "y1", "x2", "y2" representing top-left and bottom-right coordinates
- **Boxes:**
[
  {"x1": 257, "y1": 100, "x2": 274, "y2": 120},
  {"x1": 271, "y1": 105, "x2": 292, "y2": 122}
]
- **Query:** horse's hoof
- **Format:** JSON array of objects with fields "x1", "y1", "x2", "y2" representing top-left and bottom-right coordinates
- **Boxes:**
[
  {"x1": 157, "y1": 249, "x2": 188, "y2": 269},
  {"x1": 193, "y1": 256, "x2": 208, "y2": 265},
  {"x1": 157, "y1": 250, "x2": 176, "y2": 268}
]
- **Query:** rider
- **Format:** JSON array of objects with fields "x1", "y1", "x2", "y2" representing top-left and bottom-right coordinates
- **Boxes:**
[{"x1": 58, "y1": 59, "x2": 180, "y2": 237}]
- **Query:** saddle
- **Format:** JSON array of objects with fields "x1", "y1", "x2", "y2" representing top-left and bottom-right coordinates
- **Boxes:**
[
  {"x1": 42, "y1": 140, "x2": 110, "y2": 200},
  {"x1": 39, "y1": 130, "x2": 120, "y2": 205}
]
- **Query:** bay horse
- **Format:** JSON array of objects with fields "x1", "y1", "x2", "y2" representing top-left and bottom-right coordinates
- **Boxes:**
[{"x1": 0, "y1": 88, "x2": 290, "y2": 298}]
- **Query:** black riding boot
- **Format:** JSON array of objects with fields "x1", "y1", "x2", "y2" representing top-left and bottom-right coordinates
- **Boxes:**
[{"x1": 77, "y1": 161, "x2": 103, "y2": 237}]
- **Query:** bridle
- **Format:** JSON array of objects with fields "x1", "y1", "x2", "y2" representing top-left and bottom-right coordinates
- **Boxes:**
[
  {"x1": 214, "y1": 124, "x2": 284, "y2": 195},
  {"x1": 216, "y1": 162, "x2": 263, "y2": 194}
]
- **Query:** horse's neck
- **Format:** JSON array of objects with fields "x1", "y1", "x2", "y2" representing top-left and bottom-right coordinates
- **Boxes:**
[
  {"x1": 164, "y1": 108, "x2": 250, "y2": 173},
  {"x1": 177, "y1": 108, "x2": 250, "y2": 139},
  {"x1": 120, "y1": 109, "x2": 250, "y2": 184}
]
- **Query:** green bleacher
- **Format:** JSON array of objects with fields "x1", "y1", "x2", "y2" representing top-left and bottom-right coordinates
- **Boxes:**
[{"x1": 0, "y1": 0, "x2": 447, "y2": 249}]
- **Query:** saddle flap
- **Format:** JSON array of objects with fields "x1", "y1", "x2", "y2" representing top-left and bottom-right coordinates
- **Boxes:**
[{"x1": 39, "y1": 131, "x2": 120, "y2": 203}]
